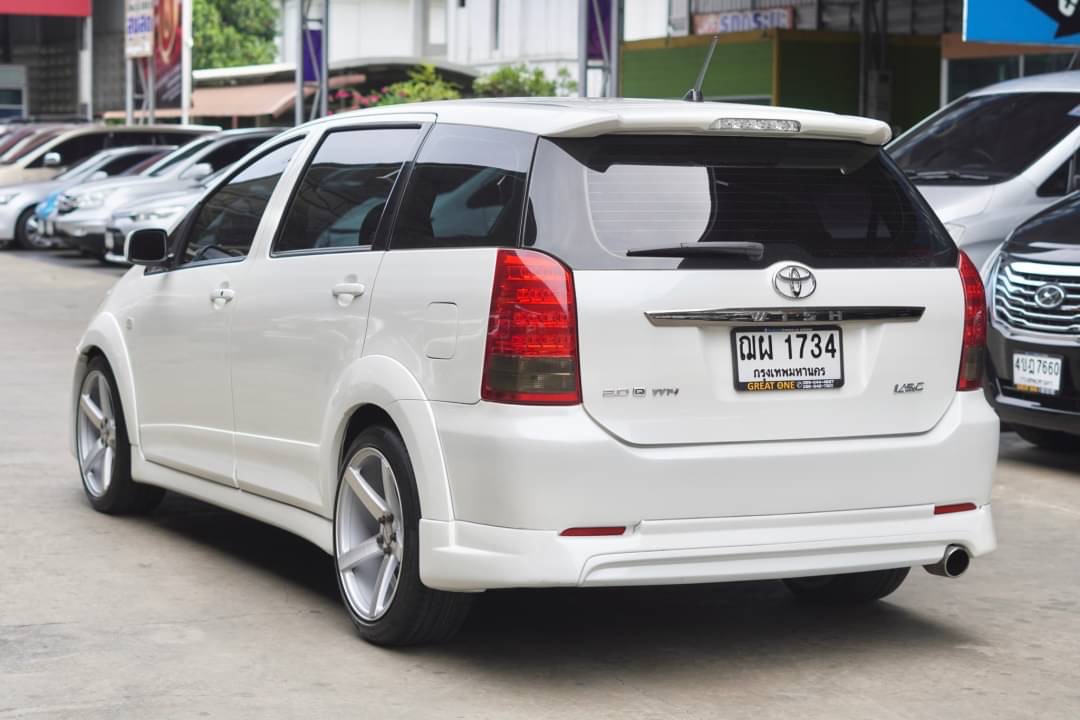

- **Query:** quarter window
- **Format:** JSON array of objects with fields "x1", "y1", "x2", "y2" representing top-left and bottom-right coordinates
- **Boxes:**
[
  {"x1": 273, "y1": 127, "x2": 420, "y2": 254},
  {"x1": 392, "y1": 124, "x2": 532, "y2": 250},
  {"x1": 177, "y1": 139, "x2": 300, "y2": 268}
]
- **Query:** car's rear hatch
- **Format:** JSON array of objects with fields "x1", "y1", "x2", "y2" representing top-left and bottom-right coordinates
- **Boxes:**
[{"x1": 525, "y1": 133, "x2": 963, "y2": 445}]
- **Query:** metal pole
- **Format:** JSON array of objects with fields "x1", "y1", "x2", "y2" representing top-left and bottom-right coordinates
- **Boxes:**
[
  {"x1": 609, "y1": 0, "x2": 620, "y2": 97},
  {"x1": 148, "y1": 58, "x2": 156, "y2": 123},
  {"x1": 857, "y1": 0, "x2": 867, "y2": 116},
  {"x1": 125, "y1": 59, "x2": 133, "y2": 124},
  {"x1": 82, "y1": 15, "x2": 93, "y2": 120},
  {"x1": 319, "y1": 0, "x2": 328, "y2": 118},
  {"x1": 295, "y1": 0, "x2": 304, "y2": 126},
  {"x1": 181, "y1": 0, "x2": 192, "y2": 125},
  {"x1": 578, "y1": 0, "x2": 588, "y2": 97}
]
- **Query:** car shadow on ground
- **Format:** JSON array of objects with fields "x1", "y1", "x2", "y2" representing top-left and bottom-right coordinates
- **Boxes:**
[
  {"x1": 998, "y1": 431, "x2": 1079, "y2": 474},
  {"x1": 128, "y1": 492, "x2": 974, "y2": 666}
]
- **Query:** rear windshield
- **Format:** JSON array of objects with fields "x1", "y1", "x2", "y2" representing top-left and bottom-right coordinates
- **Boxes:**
[
  {"x1": 889, "y1": 92, "x2": 1080, "y2": 184},
  {"x1": 526, "y1": 135, "x2": 956, "y2": 269}
]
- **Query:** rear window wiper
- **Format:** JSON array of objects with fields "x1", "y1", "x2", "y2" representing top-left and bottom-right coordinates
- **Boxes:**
[
  {"x1": 904, "y1": 169, "x2": 993, "y2": 182},
  {"x1": 626, "y1": 241, "x2": 765, "y2": 260}
]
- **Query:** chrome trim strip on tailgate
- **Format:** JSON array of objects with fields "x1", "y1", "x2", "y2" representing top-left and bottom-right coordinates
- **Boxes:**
[{"x1": 645, "y1": 306, "x2": 925, "y2": 326}]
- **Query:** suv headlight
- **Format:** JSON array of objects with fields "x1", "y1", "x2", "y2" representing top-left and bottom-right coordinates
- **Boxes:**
[
  {"x1": 72, "y1": 190, "x2": 114, "y2": 210},
  {"x1": 132, "y1": 205, "x2": 185, "y2": 223}
]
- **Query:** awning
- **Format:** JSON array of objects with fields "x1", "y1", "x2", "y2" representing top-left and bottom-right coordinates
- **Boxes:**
[
  {"x1": 104, "y1": 74, "x2": 364, "y2": 120},
  {"x1": 0, "y1": 0, "x2": 90, "y2": 16}
]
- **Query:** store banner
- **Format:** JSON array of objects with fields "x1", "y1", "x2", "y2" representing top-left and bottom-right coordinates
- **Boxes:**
[
  {"x1": 693, "y1": 8, "x2": 793, "y2": 35},
  {"x1": 965, "y1": 0, "x2": 1080, "y2": 45},
  {"x1": 154, "y1": 0, "x2": 183, "y2": 109}
]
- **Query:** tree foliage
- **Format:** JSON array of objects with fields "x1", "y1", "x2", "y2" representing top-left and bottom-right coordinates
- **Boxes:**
[
  {"x1": 472, "y1": 64, "x2": 577, "y2": 97},
  {"x1": 335, "y1": 65, "x2": 462, "y2": 111},
  {"x1": 193, "y1": 0, "x2": 278, "y2": 70}
]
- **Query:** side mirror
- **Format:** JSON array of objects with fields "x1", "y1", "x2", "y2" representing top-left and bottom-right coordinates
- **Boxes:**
[
  {"x1": 125, "y1": 227, "x2": 170, "y2": 266},
  {"x1": 43, "y1": 152, "x2": 62, "y2": 168},
  {"x1": 181, "y1": 162, "x2": 213, "y2": 181},
  {"x1": 89, "y1": 170, "x2": 108, "y2": 181}
]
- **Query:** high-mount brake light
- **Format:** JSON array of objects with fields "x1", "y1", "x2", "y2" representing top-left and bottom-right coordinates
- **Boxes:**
[
  {"x1": 957, "y1": 251, "x2": 987, "y2": 391},
  {"x1": 481, "y1": 249, "x2": 581, "y2": 405},
  {"x1": 711, "y1": 118, "x2": 801, "y2": 133}
]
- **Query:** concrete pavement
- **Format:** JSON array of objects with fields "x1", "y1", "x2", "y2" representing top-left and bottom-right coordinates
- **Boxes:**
[{"x1": 2, "y1": 249, "x2": 1079, "y2": 719}]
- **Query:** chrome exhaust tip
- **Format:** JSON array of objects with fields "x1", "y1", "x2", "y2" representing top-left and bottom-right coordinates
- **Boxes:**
[{"x1": 924, "y1": 544, "x2": 971, "y2": 578}]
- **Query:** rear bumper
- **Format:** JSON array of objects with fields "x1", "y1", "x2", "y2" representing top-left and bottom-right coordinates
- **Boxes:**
[
  {"x1": 430, "y1": 392, "x2": 999, "y2": 530},
  {"x1": 419, "y1": 504, "x2": 996, "y2": 591},
  {"x1": 420, "y1": 391, "x2": 998, "y2": 591}
]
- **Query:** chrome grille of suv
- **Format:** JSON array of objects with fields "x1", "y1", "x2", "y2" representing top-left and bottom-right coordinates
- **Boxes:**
[{"x1": 993, "y1": 261, "x2": 1080, "y2": 335}]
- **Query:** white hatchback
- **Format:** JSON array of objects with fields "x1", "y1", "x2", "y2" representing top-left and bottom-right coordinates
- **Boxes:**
[{"x1": 71, "y1": 99, "x2": 999, "y2": 645}]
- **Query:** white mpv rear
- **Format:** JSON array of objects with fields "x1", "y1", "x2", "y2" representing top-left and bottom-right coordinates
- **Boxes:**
[{"x1": 71, "y1": 99, "x2": 998, "y2": 645}]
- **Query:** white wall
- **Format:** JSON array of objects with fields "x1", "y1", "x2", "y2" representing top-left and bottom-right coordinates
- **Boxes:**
[
  {"x1": 280, "y1": 0, "x2": 419, "y2": 65},
  {"x1": 447, "y1": 0, "x2": 669, "y2": 90}
]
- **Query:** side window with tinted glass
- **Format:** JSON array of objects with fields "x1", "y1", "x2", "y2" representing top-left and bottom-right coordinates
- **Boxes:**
[
  {"x1": 33, "y1": 133, "x2": 106, "y2": 167},
  {"x1": 273, "y1": 127, "x2": 420, "y2": 254},
  {"x1": 1038, "y1": 151, "x2": 1080, "y2": 197},
  {"x1": 392, "y1": 125, "x2": 533, "y2": 249},
  {"x1": 177, "y1": 139, "x2": 300, "y2": 268}
]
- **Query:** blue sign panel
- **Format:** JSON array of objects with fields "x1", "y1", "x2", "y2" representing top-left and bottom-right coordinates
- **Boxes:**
[{"x1": 965, "y1": 0, "x2": 1080, "y2": 45}]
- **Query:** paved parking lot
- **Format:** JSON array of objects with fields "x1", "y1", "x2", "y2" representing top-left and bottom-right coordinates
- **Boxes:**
[{"x1": 2, "y1": 249, "x2": 1079, "y2": 719}]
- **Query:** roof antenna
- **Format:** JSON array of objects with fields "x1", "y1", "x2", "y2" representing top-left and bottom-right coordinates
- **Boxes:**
[{"x1": 683, "y1": 35, "x2": 720, "y2": 102}]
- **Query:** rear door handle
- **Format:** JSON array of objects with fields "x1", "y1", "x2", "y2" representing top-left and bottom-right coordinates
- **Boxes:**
[
  {"x1": 331, "y1": 282, "x2": 366, "y2": 298},
  {"x1": 210, "y1": 287, "x2": 235, "y2": 306}
]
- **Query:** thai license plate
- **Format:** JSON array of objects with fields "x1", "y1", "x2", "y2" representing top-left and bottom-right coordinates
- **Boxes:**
[
  {"x1": 732, "y1": 326, "x2": 844, "y2": 392},
  {"x1": 1013, "y1": 352, "x2": 1063, "y2": 395}
]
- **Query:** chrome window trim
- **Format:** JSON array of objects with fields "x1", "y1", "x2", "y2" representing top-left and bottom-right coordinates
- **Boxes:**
[{"x1": 644, "y1": 306, "x2": 925, "y2": 326}]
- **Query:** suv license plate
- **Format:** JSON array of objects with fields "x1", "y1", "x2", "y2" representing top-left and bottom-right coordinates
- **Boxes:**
[
  {"x1": 732, "y1": 326, "x2": 844, "y2": 392},
  {"x1": 1013, "y1": 352, "x2": 1063, "y2": 395}
]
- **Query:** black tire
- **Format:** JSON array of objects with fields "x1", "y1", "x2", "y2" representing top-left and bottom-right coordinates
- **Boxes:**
[
  {"x1": 1014, "y1": 425, "x2": 1077, "y2": 453},
  {"x1": 76, "y1": 356, "x2": 165, "y2": 515},
  {"x1": 783, "y1": 567, "x2": 910, "y2": 604},
  {"x1": 14, "y1": 206, "x2": 46, "y2": 250},
  {"x1": 334, "y1": 426, "x2": 473, "y2": 646}
]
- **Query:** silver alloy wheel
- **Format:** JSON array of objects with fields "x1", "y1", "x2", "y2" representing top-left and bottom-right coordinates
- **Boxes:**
[
  {"x1": 22, "y1": 213, "x2": 47, "y2": 249},
  {"x1": 335, "y1": 447, "x2": 404, "y2": 622},
  {"x1": 76, "y1": 370, "x2": 117, "y2": 497}
]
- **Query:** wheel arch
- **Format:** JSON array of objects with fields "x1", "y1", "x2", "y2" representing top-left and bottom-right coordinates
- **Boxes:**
[
  {"x1": 71, "y1": 313, "x2": 141, "y2": 456},
  {"x1": 321, "y1": 355, "x2": 454, "y2": 522}
]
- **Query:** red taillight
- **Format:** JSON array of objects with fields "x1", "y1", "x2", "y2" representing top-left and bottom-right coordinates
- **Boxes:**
[
  {"x1": 559, "y1": 527, "x2": 625, "y2": 537},
  {"x1": 957, "y1": 251, "x2": 986, "y2": 391},
  {"x1": 481, "y1": 249, "x2": 581, "y2": 405},
  {"x1": 934, "y1": 502, "x2": 977, "y2": 515}
]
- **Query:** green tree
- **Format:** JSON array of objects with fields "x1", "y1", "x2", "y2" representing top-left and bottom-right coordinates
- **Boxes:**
[
  {"x1": 472, "y1": 64, "x2": 577, "y2": 97},
  {"x1": 193, "y1": 0, "x2": 278, "y2": 70},
  {"x1": 338, "y1": 65, "x2": 461, "y2": 111}
]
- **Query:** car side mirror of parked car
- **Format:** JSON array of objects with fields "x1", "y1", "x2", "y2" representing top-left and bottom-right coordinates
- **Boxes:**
[
  {"x1": 43, "y1": 152, "x2": 62, "y2": 168},
  {"x1": 181, "y1": 162, "x2": 213, "y2": 181},
  {"x1": 125, "y1": 228, "x2": 170, "y2": 266}
]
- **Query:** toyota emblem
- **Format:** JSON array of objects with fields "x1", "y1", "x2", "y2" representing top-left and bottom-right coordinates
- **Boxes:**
[
  {"x1": 1034, "y1": 283, "x2": 1066, "y2": 310},
  {"x1": 773, "y1": 264, "x2": 817, "y2": 300}
]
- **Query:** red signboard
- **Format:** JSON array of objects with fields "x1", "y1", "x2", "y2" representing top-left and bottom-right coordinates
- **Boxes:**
[{"x1": 0, "y1": 0, "x2": 92, "y2": 17}]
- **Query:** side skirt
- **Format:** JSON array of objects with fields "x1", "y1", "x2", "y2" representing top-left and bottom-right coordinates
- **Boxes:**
[{"x1": 131, "y1": 452, "x2": 334, "y2": 554}]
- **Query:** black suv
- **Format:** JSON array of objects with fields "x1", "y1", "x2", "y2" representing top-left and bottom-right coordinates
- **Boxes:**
[{"x1": 985, "y1": 194, "x2": 1080, "y2": 450}]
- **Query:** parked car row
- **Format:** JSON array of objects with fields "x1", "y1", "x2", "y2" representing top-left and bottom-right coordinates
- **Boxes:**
[
  {"x1": 890, "y1": 70, "x2": 1080, "y2": 451},
  {"x1": 0, "y1": 123, "x2": 282, "y2": 263}
]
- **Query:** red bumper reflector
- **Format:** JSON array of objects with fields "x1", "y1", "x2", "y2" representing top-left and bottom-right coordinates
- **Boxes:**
[
  {"x1": 559, "y1": 526, "x2": 625, "y2": 537},
  {"x1": 934, "y1": 503, "x2": 977, "y2": 515}
]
